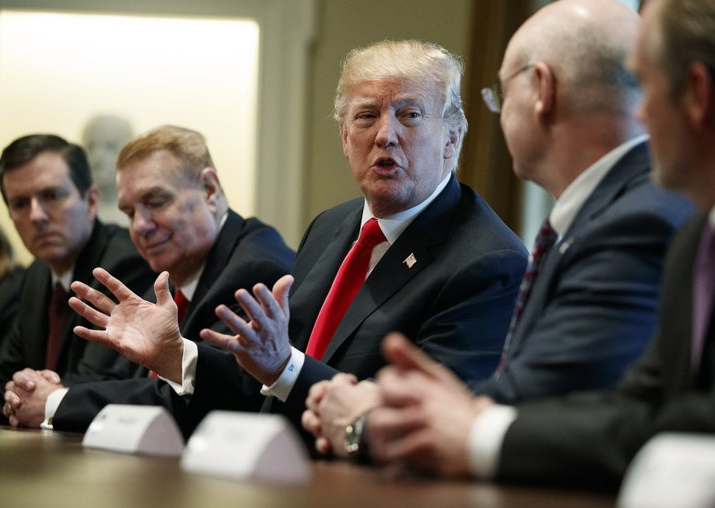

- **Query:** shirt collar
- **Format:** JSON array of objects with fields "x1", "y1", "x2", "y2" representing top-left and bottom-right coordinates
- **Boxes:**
[
  {"x1": 360, "y1": 172, "x2": 452, "y2": 244},
  {"x1": 550, "y1": 134, "x2": 649, "y2": 237},
  {"x1": 51, "y1": 268, "x2": 74, "y2": 293}
]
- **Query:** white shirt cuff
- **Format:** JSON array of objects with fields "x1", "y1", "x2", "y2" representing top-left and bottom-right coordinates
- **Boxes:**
[
  {"x1": 42, "y1": 387, "x2": 69, "y2": 430},
  {"x1": 467, "y1": 404, "x2": 518, "y2": 478},
  {"x1": 260, "y1": 347, "x2": 305, "y2": 402},
  {"x1": 161, "y1": 338, "x2": 197, "y2": 396}
]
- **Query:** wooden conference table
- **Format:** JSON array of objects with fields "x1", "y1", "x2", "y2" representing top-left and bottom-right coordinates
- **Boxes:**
[{"x1": 0, "y1": 427, "x2": 616, "y2": 508}]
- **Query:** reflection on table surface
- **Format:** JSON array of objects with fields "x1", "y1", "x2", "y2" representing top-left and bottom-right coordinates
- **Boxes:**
[{"x1": 0, "y1": 427, "x2": 615, "y2": 508}]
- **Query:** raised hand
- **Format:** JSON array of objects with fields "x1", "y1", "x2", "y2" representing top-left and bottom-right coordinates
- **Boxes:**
[
  {"x1": 69, "y1": 267, "x2": 184, "y2": 383},
  {"x1": 200, "y1": 274, "x2": 294, "y2": 386}
]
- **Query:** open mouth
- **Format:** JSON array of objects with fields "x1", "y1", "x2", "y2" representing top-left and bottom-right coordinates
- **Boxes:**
[{"x1": 373, "y1": 157, "x2": 398, "y2": 172}]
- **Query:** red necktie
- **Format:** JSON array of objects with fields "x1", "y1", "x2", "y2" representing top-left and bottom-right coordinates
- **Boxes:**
[
  {"x1": 174, "y1": 290, "x2": 190, "y2": 327},
  {"x1": 305, "y1": 218, "x2": 386, "y2": 359},
  {"x1": 46, "y1": 283, "x2": 68, "y2": 370},
  {"x1": 497, "y1": 219, "x2": 557, "y2": 372}
]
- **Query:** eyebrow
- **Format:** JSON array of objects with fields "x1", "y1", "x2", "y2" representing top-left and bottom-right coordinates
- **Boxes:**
[
  {"x1": 118, "y1": 186, "x2": 170, "y2": 208},
  {"x1": 350, "y1": 95, "x2": 426, "y2": 110}
]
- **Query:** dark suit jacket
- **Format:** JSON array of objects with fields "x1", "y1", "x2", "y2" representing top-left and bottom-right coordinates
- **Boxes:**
[
  {"x1": 0, "y1": 266, "x2": 25, "y2": 351},
  {"x1": 186, "y1": 175, "x2": 528, "y2": 436},
  {"x1": 474, "y1": 143, "x2": 694, "y2": 402},
  {"x1": 0, "y1": 220, "x2": 155, "y2": 392},
  {"x1": 498, "y1": 212, "x2": 715, "y2": 491},
  {"x1": 52, "y1": 211, "x2": 295, "y2": 434}
]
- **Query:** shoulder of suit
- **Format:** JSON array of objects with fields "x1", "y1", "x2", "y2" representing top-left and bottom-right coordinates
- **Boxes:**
[{"x1": 314, "y1": 198, "x2": 363, "y2": 221}]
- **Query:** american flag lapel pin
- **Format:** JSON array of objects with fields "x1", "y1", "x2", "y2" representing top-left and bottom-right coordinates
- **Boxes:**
[{"x1": 403, "y1": 253, "x2": 417, "y2": 268}]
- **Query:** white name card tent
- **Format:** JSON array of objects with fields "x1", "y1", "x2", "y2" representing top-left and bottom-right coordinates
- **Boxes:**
[
  {"x1": 83, "y1": 405, "x2": 311, "y2": 484},
  {"x1": 181, "y1": 411, "x2": 311, "y2": 484},
  {"x1": 617, "y1": 433, "x2": 715, "y2": 508},
  {"x1": 82, "y1": 404, "x2": 184, "y2": 457}
]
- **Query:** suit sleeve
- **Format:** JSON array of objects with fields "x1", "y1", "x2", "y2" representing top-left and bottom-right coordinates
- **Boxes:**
[
  {"x1": 53, "y1": 378, "x2": 193, "y2": 436},
  {"x1": 473, "y1": 210, "x2": 677, "y2": 403},
  {"x1": 0, "y1": 320, "x2": 26, "y2": 424},
  {"x1": 497, "y1": 336, "x2": 715, "y2": 490}
]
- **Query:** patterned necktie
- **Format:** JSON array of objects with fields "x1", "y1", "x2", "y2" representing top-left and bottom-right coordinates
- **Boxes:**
[
  {"x1": 306, "y1": 218, "x2": 386, "y2": 359},
  {"x1": 498, "y1": 219, "x2": 558, "y2": 372},
  {"x1": 46, "y1": 283, "x2": 68, "y2": 370},
  {"x1": 692, "y1": 223, "x2": 715, "y2": 369},
  {"x1": 174, "y1": 290, "x2": 190, "y2": 327}
]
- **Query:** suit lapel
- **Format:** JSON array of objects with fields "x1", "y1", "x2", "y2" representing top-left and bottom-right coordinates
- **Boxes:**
[
  {"x1": 183, "y1": 210, "x2": 243, "y2": 337},
  {"x1": 321, "y1": 176, "x2": 461, "y2": 361},
  {"x1": 24, "y1": 269, "x2": 53, "y2": 368},
  {"x1": 290, "y1": 206, "x2": 362, "y2": 351},
  {"x1": 565, "y1": 142, "x2": 650, "y2": 236},
  {"x1": 58, "y1": 220, "x2": 107, "y2": 370}
]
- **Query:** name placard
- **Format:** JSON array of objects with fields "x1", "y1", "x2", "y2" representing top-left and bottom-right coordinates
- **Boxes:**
[
  {"x1": 618, "y1": 433, "x2": 715, "y2": 508},
  {"x1": 82, "y1": 404, "x2": 184, "y2": 457},
  {"x1": 180, "y1": 411, "x2": 311, "y2": 484}
]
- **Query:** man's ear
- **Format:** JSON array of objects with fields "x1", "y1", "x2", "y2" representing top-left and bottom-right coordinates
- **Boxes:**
[
  {"x1": 443, "y1": 125, "x2": 463, "y2": 161},
  {"x1": 340, "y1": 124, "x2": 350, "y2": 159},
  {"x1": 533, "y1": 61, "x2": 556, "y2": 123},
  {"x1": 85, "y1": 183, "x2": 99, "y2": 220},
  {"x1": 682, "y1": 61, "x2": 715, "y2": 132},
  {"x1": 200, "y1": 167, "x2": 221, "y2": 208}
]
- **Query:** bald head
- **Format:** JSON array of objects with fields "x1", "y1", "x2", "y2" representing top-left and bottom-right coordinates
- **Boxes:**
[{"x1": 504, "y1": 0, "x2": 641, "y2": 114}]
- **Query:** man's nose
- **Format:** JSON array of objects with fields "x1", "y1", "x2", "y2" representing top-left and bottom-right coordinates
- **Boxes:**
[
  {"x1": 131, "y1": 208, "x2": 155, "y2": 236},
  {"x1": 375, "y1": 115, "x2": 399, "y2": 148},
  {"x1": 28, "y1": 197, "x2": 49, "y2": 224},
  {"x1": 633, "y1": 98, "x2": 646, "y2": 125}
]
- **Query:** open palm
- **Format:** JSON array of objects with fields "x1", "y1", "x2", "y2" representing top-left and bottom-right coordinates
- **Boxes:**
[{"x1": 69, "y1": 267, "x2": 184, "y2": 381}]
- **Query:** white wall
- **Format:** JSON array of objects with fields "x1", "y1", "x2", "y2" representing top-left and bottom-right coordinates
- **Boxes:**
[
  {"x1": 0, "y1": 0, "x2": 315, "y2": 266},
  {"x1": 0, "y1": 11, "x2": 260, "y2": 264}
]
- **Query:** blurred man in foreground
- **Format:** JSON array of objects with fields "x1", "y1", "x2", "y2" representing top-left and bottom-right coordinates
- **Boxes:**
[{"x1": 65, "y1": 41, "x2": 527, "y2": 439}]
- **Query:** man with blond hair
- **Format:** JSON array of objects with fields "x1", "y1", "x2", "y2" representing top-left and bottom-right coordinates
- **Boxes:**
[
  {"x1": 302, "y1": 0, "x2": 692, "y2": 460},
  {"x1": 67, "y1": 41, "x2": 527, "y2": 438}
]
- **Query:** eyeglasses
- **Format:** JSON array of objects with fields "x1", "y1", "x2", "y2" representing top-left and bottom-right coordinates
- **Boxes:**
[{"x1": 481, "y1": 63, "x2": 535, "y2": 114}]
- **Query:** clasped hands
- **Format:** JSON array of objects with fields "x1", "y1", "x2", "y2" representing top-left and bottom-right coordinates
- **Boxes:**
[
  {"x1": 302, "y1": 333, "x2": 495, "y2": 477},
  {"x1": 4, "y1": 368, "x2": 64, "y2": 427},
  {"x1": 68, "y1": 267, "x2": 294, "y2": 387}
]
